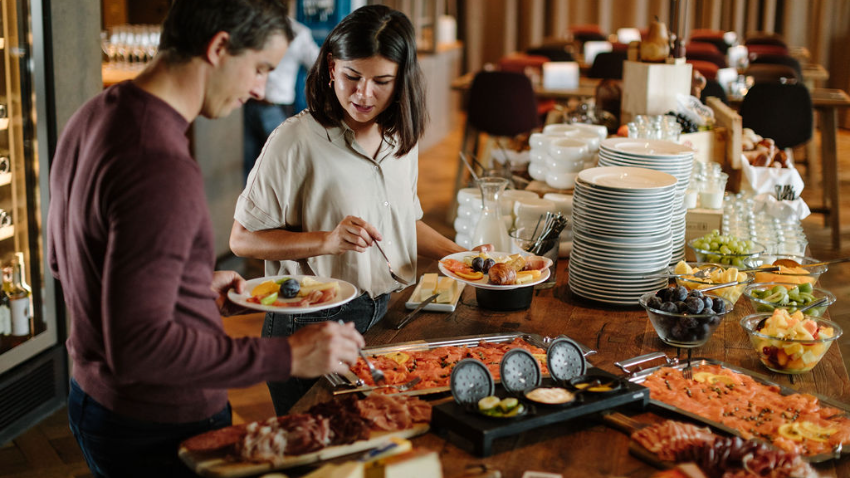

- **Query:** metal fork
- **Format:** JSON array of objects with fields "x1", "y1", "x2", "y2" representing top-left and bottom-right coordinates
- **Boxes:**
[
  {"x1": 333, "y1": 376, "x2": 422, "y2": 395},
  {"x1": 683, "y1": 349, "x2": 694, "y2": 380},
  {"x1": 359, "y1": 350, "x2": 386, "y2": 385},
  {"x1": 372, "y1": 239, "x2": 411, "y2": 286}
]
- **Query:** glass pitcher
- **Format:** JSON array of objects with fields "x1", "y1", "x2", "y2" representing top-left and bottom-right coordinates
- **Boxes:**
[{"x1": 471, "y1": 177, "x2": 512, "y2": 251}]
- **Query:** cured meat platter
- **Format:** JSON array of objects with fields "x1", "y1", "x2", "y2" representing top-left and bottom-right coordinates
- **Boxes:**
[
  {"x1": 325, "y1": 332, "x2": 596, "y2": 397},
  {"x1": 430, "y1": 367, "x2": 650, "y2": 457},
  {"x1": 179, "y1": 424, "x2": 428, "y2": 478},
  {"x1": 620, "y1": 353, "x2": 850, "y2": 463}
]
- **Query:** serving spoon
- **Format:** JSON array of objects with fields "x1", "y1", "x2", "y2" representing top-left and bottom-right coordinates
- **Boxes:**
[{"x1": 773, "y1": 257, "x2": 850, "y2": 269}]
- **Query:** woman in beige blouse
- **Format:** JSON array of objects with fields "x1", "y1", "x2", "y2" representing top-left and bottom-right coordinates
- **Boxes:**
[{"x1": 230, "y1": 5, "x2": 487, "y2": 414}]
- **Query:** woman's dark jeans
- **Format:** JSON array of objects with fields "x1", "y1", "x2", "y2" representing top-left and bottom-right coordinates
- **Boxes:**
[
  {"x1": 68, "y1": 378, "x2": 231, "y2": 478},
  {"x1": 262, "y1": 292, "x2": 389, "y2": 415}
]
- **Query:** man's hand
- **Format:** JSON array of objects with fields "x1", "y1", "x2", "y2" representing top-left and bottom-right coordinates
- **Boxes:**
[
  {"x1": 211, "y1": 270, "x2": 250, "y2": 316},
  {"x1": 288, "y1": 321, "x2": 366, "y2": 377},
  {"x1": 324, "y1": 215, "x2": 382, "y2": 255}
]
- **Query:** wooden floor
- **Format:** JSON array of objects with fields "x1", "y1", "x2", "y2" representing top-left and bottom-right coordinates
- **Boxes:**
[{"x1": 2, "y1": 115, "x2": 849, "y2": 477}]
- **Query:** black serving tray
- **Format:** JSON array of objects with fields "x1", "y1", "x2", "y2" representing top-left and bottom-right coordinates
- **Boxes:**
[
  {"x1": 431, "y1": 367, "x2": 650, "y2": 456},
  {"x1": 619, "y1": 353, "x2": 850, "y2": 463}
]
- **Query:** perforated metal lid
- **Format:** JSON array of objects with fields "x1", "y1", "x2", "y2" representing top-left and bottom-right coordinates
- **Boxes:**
[
  {"x1": 499, "y1": 348, "x2": 542, "y2": 394},
  {"x1": 450, "y1": 358, "x2": 495, "y2": 405},
  {"x1": 546, "y1": 337, "x2": 587, "y2": 383}
]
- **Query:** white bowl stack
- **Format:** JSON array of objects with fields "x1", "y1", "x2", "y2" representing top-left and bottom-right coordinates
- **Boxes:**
[
  {"x1": 597, "y1": 138, "x2": 695, "y2": 263},
  {"x1": 569, "y1": 166, "x2": 678, "y2": 305},
  {"x1": 528, "y1": 124, "x2": 607, "y2": 190}
]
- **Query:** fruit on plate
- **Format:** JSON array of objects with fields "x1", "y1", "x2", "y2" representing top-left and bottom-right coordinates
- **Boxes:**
[
  {"x1": 249, "y1": 277, "x2": 339, "y2": 307},
  {"x1": 750, "y1": 309, "x2": 835, "y2": 373},
  {"x1": 441, "y1": 252, "x2": 545, "y2": 285}
]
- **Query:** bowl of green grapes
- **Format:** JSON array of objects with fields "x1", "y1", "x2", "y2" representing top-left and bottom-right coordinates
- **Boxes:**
[{"x1": 687, "y1": 231, "x2": 765, "y2": 268}]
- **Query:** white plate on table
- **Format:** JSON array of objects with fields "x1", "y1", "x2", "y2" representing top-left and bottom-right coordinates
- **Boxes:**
[
  {"x1": 404, "y1": 275, "x2": 467, "y2": 312},
  {"x1": 438, "y1": 251, "x2": 552, "y2": 291},
  {"x1": 228, "y1": 275, "x2": 358, "y2": 313}
]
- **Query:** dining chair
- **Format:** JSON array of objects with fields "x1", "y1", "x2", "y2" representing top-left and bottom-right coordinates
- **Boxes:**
[
  {"x1": 700, "y1": 78, "x2": 728, "y2": 105},
  {"x1": 587, "y1": 50, "x2": 627, "y2": 80},
  {"x1": 740, "y1": 83, "x2": 812, "y2": 150},
  {"x1": 687, "y1": 59, "x2": 719, "y2": 80},
  {"x1": 749, "y1": 54, "x2": 802, "y2": 79},
  {"x1": 685, "y1": 50, "x2": 728, "y2": 69},
  {"x1": 686, "y1": 41, "x2": 722, "y2": 55},
  {"x1": 745, "y1": 33, "x2": 787, "y2": 48},
  {"x1": 449, "y1": 71, "x2": 541, "y2": 220},
  {"x1": 526, "y1": 44, "x2": 575, "y2": 62},
  {"x1": 746, "y1": 44, "x2": 790, "y2": 57},
  {"x1": 690, "y1": 30, "x2": 731, "y2": 54},
  {"x1": 744, "y1": 63, "x2": 800, "y2": 84}
]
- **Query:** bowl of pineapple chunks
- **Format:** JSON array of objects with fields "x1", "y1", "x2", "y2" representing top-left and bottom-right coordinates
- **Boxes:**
[{"x1": 670, "y1": 261, "x2": 754, "y2": 305}]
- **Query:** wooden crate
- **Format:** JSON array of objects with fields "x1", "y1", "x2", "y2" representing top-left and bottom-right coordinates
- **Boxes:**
[{"x1": 621, "y1": 61, "x2": 692, "y2": 124}]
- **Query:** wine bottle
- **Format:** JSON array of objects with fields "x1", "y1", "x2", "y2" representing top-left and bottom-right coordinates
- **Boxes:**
[
  {"x1": 6, "y1": 256, "x2": 31, "y2": 337},
  {"x1": 0, "y1": 288, "x2": 9, "y2": 336}
]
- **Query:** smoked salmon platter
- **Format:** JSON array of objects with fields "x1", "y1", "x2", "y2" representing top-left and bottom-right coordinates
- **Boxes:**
[
  {"x1": 325, "y1": 332, "x2": 596, "y2": 397},
  {"x1": 622, "y1": 355, "x2": 850, "y2": 462}
]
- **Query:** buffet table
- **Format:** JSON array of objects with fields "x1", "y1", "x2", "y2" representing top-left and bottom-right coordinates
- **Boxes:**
[{"x1": 291, "y1": 257, "x2": 850, "y2": 477}]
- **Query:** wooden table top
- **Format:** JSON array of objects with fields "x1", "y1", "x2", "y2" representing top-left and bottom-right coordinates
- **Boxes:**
[{"x1": 292, "y1": 257, "x2": 850, "y2": 477}]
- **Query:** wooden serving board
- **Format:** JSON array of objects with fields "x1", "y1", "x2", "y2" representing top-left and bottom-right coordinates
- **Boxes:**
[{"x1": 178, "y1": 423, "x2": 429, "y2": 478}]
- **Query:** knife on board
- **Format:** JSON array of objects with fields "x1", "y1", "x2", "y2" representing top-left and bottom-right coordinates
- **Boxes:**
[{"x1": 395, "y1": 294, "x2": 438, "y2": 330}]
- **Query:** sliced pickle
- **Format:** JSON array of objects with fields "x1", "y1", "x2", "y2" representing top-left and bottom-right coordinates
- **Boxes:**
[{"x1": 478, "y1": 396, "x2": 500, "y2": 411}]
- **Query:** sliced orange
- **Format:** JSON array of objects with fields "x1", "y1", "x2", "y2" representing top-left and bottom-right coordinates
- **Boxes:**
[
  {"x1": 455, "y1": 270, "x2": 484, "y2": 281},
  {"x1": 250, "y1": 280, "x2": 279, "y2": 298}
]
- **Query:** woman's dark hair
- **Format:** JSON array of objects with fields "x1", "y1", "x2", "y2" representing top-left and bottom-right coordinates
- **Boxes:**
[
  {"x1": 306, "y1": 5, "x2": 427, "y2": 157},
  {"x1": 158, "y1": 0, "x2": 293, "y2": 64}
]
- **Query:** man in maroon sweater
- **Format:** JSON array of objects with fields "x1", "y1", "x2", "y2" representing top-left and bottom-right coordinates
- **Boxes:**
[{"x1": 46, "y1": 1, "x2": 364, "y2": 476}]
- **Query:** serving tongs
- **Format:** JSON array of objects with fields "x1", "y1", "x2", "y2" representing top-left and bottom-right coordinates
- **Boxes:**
[{"x1": 643, "y1": 265, "x2": 780, "y2": 281}]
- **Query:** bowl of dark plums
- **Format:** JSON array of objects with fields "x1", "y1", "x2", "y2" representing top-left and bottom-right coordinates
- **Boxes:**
[{"x1": 639, "y1": 285, "x2": 734, "y2": 348}]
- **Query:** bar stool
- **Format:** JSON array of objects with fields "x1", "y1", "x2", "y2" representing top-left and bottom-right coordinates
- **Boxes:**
[{"x1": 449, "y1": 71, "x2": 540, "y2": 222}]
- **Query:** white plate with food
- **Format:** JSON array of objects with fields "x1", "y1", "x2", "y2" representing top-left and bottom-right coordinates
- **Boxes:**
[
  {"x1": 228, "y1": 275, "x2": 358, "y2": 313},
  {"x1": 438, "y1": 251, "x2": 552, "y2": 290}
]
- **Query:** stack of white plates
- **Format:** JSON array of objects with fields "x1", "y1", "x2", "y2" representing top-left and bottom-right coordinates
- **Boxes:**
[
  {"x1": 569, "y1": 167, "x2": 677, "y2": 305},
  {"x1": 598, "y1": 138, "x2": 695, "y2": 263}
]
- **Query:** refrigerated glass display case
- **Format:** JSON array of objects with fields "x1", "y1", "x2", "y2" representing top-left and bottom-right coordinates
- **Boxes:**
[{"x1": 0, "y1": 0, "x2": 65, "y2": 443}]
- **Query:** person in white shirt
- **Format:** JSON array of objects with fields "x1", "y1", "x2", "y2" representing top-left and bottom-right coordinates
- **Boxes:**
[{"x1": 243, "y1": 18, "x2": 320, "y2": 181}]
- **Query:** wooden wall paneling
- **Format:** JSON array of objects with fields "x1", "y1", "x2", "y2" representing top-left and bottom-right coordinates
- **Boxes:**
[
  {"x1": 598, "y1": 0, "x2": 613, "y2": 38},
  {"x1": 781, "y1": 0, "x2": 808, "y2": 50},
  {"x1": 745, "y1": 0, "x2": 760, "y2": 36},
  {"x1": 707, "y1": 0, "x2": 723, "y2": 30},
  {"x1": 649, "y1": 0, "x2": 670, "y2": 26},
  {"x1": 464, "y1": 0, "x2": 485, "y2": 72},
  {"x1": 504, "y1": 0, "x2": 518, "y2": 55},
  {"x1": 761, "y1": 0, "x2": 776, "y2": 32},
  {"x1": 731, "y1": 0, "x2": 746, "y2": 39},
  {"x1": 550, "y1": 0, "x2": 570, "y2": 39},
  {"x1": 518, "y1": 0, "x2": 545, "y2": 51}
]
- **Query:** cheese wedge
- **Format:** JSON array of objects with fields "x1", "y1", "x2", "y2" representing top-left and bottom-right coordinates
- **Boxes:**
[
  {"x1": 419, "y1": 273, "x2": 438, "y2": 301},
  {"x1": 365, "y1": 448, "x2": 442, "y2": 478},
  {"x1": 434, "y1": 277, "x2": 457, "y2": 304},
  {"x1": 302, "y1": 461, "x2": 364, "y2": 478}
]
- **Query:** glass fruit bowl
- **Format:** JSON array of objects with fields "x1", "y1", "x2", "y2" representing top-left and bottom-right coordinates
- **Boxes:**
[
  {"x1": 743, "y1": 282, "x2": 835, "y2": 317},
  {"x1": 740, "y1": 312, "x2": 842, "y2": 374},
  {"x1": 751, "y1": 254, "x2": 827, "y2": 286},
  {"x1": 670, "y1": 261, "x2": 754, "y2": 304},
  {"x1": 687, "y1": 237, "x2": 765, "y2": 269},
  {"x1": 639, "y1": 290, "x2": 734, "y2": 348}
]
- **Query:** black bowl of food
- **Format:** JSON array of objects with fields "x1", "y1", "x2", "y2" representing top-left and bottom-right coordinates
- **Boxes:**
[{"x1": 475, "y1": 286, "x2": 534, "y2": 311}]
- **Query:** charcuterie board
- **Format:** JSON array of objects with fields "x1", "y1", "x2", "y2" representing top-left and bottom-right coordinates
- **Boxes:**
[{"x1": 178, "y1": 423, "x2": 429, "y2": 478}]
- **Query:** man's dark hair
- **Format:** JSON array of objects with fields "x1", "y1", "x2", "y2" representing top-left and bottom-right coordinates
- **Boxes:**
[
  {"x1": 158, "y1": 0, "x2": 293, "y2": 64},
  {"x1": 306, "y1": 5, "x2": 427, "y2": 157}
]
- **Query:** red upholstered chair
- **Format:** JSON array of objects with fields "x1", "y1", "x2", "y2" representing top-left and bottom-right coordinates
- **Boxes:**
[
  {"x1": 746, "y1": 44, "x2": 790, "y2": 57},
  {"x1": 687, "y1": 60, "x2": 719, "y2": 80},
  {"x1": 690, "y1": 29, "x2": 731, "y2": 54},
  {"x1": 588, "y1": 50, "x2": 627, "y2": 80},
  {"x1": 685, "y1": 50, "x2": 727, "y2": 69},
  {"x1": 686, "y1": 41, "x2": 722, "y2": 55},
  {"x1": 745, "y1": 33, "x2": 787, "y2": 48},
  {"x1": 570, "y1": 24, "x2": 606, "y2": 43}
]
